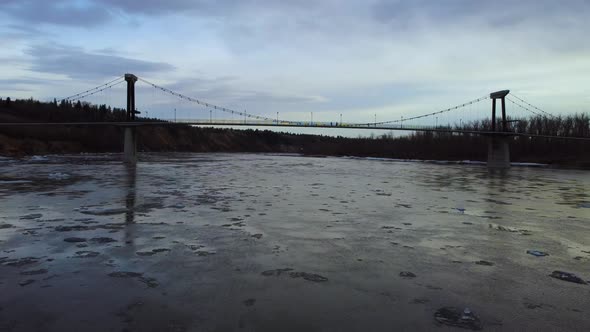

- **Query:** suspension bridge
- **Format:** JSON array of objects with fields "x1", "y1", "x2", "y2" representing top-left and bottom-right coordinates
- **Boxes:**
[{"x1": 1, "y1": 73, "x2": 588, "y2": 168}]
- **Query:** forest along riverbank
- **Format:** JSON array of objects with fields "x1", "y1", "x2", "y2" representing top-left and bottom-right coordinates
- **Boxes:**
[
  {"x1": 1, "y1": 153, "x2": 589, "y2": 331},
  {"x1": 2, "y1": 98, "x2": 590, "y2": 168}
]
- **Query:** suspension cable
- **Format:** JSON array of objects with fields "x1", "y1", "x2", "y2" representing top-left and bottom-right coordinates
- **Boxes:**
[
  {"x1": 138, "y1": 77, "x2": 285, "y2": 123},
  {"x1": 63, "y1": 76, "x2": 124, "y2": 101},
  {"x1": 510, "y1": 94, "x2": 555, "y2": 118},
  {"x1": 506, "y1": 97, "x2": 544, "y2": 117},
  {"x1": 67, "y1": 79, "x2": 126, "y2": 102},
  {"x1": 352, "y1": 95, "x2": 489, "y2": 126}
]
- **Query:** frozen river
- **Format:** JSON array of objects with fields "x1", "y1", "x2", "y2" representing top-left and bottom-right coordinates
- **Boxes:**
[{"x1": 1, "y1": 153, "x2": 589, "y2": 331}]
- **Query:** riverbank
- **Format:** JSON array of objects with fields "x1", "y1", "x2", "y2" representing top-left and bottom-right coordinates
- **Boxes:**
[
  {"x1": 1, "y1": 98, "x2": 589, "y2": 168},
  {"x1": 1, "y1": 128, "x2": 589, "y2": 169}
]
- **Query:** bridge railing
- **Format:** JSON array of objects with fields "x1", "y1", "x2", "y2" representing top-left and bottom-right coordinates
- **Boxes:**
[{"x1": 170, "y1": 118, "x2": 447, "y2": 130}]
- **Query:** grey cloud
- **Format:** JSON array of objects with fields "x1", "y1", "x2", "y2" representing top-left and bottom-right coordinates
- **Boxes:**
[
  {"x1": 1, "y1": 0, "x2": 111, "y2": 27},
  {"x1": 99, "y1": 0, "x2": 239, "y2": 16},
  {"x1": 1, "y1": 0, "x2": 243, "y2": 27},
  {"x1": 0, "y1": 57, "x2": 26, "y2": 66},
  {"x1": 373, "y1": 0, "x2": 484, "y2": 24},
  {"x1": 97, "y1": 0, "x2": 590, "y2": 58},
  {"x1": 0, "y1": 77, "x2": 51, "y2": 93},
  {"x1": 0, "y1": 78, "x2": 48, "y2": 85},
  {"x1": 372, "y1": 0, "x2": 590, "y2": 28},
  {"x1": 1, "y1": 24, "x2": 48, "y2": 40},
  {"x1": 3, "y1": 0, "x2": 590, "y2": 35},
  {"x1": 98, "y1": 0, "x2": 324, "y2": 17},
  {"x1": 26, "y1": 44, "x2": 175, "y2": 79},
  {"x1": 1, "y1": 0, "x2": 327, "y2": 28},
  {"x1": 368, "y1": 0, "x2": 590, "y2": 57}
]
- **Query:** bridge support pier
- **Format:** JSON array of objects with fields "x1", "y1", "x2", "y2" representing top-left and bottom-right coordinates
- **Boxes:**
[
  {"x1": 487, "y1": 136, "x2": 510, "y2": 169},
  {"x1": 123, "y1": 127, "x2": 137, "y2": 164},
  {"x1": 123, "y1": 73, "x2": 139, "y2": 164}
]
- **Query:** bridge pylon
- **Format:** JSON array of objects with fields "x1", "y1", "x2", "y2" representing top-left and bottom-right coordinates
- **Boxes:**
[
  {"x1": 487, "y1": 90, "x2": 510, "y2": 169},
  {"x1": 125, "y1": 74, "x2": 138, "y2": 121},
  {"x1": 123, "y1": 73, "x2": 138, "y2": 163}
]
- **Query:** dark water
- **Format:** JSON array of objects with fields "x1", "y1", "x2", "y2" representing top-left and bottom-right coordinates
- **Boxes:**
[{"x1": 0, "y1": 153, "x2": 589, "y2": 331}]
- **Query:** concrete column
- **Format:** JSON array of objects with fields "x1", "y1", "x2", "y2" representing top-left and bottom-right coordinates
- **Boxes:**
[
  {"x1": 123, "y1": 127, "x2": 137, "y2": 164},
  {"x1": 123, "y1": 73, "x2": 139, "y2": 163},
  {"x1": 491, "y1": 98, "x2": 496, "y2": 132},
  {"x1": 501, "y1": 97, "x2": 507, "y2": 132},
  {"x1": 124, "y1": 74, "x2": 138, "y2": 121},
  {"x1": 487, "y1": 136, "x2": 510, "y2": 169}
]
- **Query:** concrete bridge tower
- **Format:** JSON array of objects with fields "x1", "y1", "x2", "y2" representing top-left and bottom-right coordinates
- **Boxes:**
[
  {"x1": 487, "y1": 90, "x2": 510, "y2": 169},
  {"x1": 123, "y1": 74, "x2": 138, "y2": 163}
]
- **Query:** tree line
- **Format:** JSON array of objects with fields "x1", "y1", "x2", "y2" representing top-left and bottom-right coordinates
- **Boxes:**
[
  {"x1": 0, "y1": 97, "x2": 165, "y2": 123},
  {"x1": 451, "y1": 114, "x2": 590, "y2": 138},
  {"x1": 1, "y1": 97, "x2": 588, "y2": 167}
]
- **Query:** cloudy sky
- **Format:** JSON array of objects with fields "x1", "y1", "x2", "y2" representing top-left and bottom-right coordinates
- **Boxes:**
[{"x1": 1, "y1": 0, "x2": 589, "y2": 125}]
